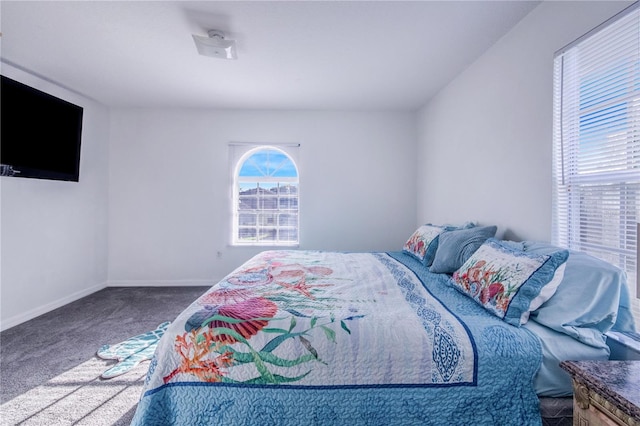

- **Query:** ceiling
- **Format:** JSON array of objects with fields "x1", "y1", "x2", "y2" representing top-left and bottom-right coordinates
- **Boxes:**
[{"x1": 0, "y1": 1, "x2": 540, "y2": 111}]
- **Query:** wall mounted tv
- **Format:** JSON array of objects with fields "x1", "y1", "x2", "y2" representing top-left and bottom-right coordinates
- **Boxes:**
[{"x1": 1, "y1": 75, "x2": 83, "y2": 182}]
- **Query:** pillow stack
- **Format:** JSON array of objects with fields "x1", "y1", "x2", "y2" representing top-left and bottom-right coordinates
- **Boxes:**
[{"x1": 402, "y1": 223, "x2": 571, "y2": 327}]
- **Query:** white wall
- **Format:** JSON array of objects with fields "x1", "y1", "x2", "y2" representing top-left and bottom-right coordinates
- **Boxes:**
[
  {"x1": 0, "y1": 63, "x2": 110, "y2": 330},
  {"x1": 416, "y1": 1, "x2": 632, "y2": 241},
  {"x1": 108, "y1": 109, "x2": 416, "y2": 285}
]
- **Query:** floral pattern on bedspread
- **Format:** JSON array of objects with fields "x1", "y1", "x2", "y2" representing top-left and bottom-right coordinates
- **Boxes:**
[{"x1": 142, "y1": 250, "x2": 474, "y2": 392}]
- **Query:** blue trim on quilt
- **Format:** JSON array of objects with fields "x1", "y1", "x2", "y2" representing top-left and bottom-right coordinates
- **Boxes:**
[
  {"x1": 135, "y1": 382, "x2": 544, "y2": 426},
  {"x1": 144, "y1": 379, "x2": 478, "y2": 398},
  {"x1": 384, "y1": 251, "x2": 479, "y2": 385}
]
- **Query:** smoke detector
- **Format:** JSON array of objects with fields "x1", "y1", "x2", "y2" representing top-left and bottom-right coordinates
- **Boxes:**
[{"x1": 192, "y1": 30, "x2": 237, "y2": 60}]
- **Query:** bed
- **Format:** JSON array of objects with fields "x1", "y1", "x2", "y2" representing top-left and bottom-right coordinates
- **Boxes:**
[{"x1": 131, "y1": 224, "x2": 637, "y2": 426}]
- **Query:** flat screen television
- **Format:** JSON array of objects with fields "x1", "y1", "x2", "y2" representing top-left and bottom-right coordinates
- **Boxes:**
[{"x1": 1, "y1": 75, "x2": 83, "y2": 182}]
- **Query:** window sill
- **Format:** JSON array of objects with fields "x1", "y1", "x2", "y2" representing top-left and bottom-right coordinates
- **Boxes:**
[
  {"x1": 229, "y1": 243, "x2": 300, "y2": 249},
  {"x1": 606, "y1": 331, "x2": 640, "y2": 360}
]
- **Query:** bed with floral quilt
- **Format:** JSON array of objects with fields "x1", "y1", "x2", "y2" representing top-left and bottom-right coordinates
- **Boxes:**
[{"x1": 131, "y1": 226, "x2": 636, "y2": 426}]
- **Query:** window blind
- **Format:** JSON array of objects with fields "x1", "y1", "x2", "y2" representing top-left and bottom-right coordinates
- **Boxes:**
[{"x1": 552, "y1": 2, "x2": 640, "y2": 328}]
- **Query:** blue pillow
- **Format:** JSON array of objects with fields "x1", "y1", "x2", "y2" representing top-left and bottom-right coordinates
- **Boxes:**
[
  {"x1": 429, "y1": 226, "x2": 497, "y2": 274},
  {"x1": 450, "y1": 238, "x2": 569, "y2": 327},
  {"x1": 523, "y1": 241, "x2": 636, "y2": 348}
]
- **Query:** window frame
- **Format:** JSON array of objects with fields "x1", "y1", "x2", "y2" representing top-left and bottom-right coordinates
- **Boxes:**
[
  {"x1": 552, "y1": 2, "x2": 640, "y2": 327},
  {"x1": 231, "y1": 145, "x2": 300, "y2": 247}
]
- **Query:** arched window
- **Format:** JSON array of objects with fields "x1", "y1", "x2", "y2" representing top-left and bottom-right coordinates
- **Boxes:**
[{"x1": 233, "y1": 147, "x2": 299, "y2": 245}]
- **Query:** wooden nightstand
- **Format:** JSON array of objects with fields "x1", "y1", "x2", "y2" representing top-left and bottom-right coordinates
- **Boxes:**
[{"x1": 560, "y1": 360, "x2": 640, "y2": 426}]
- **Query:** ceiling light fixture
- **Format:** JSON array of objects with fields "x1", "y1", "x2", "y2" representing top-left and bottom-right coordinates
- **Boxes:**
[{"x1": 192, "y1": 30, "x2": 237, "y2": 60}]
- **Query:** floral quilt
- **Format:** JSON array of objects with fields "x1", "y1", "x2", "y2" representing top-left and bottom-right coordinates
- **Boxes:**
[{"x1": 131, "y1": 251, "x2": 542, "y2": 425}]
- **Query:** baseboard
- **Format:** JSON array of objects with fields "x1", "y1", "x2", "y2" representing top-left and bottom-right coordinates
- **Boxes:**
[
  {"x1": 107, "y1": 279, "x2": 214, "y2": 287},
  {"x1": 0, "y1": 281, "x2": 107, "y2": 332}
]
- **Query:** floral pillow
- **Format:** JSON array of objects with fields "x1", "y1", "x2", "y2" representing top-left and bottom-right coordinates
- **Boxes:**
[
  {"x1": 402, "y1": 225, "x2": 452, "y2": 265},
  {"x1": 450, "y1": 238, "x2": 569, "y2": 326}
]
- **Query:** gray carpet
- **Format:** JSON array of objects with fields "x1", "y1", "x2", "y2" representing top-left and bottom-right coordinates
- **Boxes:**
[{"x1": 0, "y1": 286, "x2": 209, "y2": 425}]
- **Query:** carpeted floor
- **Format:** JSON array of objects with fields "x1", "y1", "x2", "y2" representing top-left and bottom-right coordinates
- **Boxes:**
[{"x1": 0, "y1": 286, "x2": 209, "y2": 425}]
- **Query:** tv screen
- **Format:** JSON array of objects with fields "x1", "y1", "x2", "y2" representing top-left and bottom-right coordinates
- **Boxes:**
[{"x1": 1, "y1": 75, "x2": 83, "y2": 182}]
